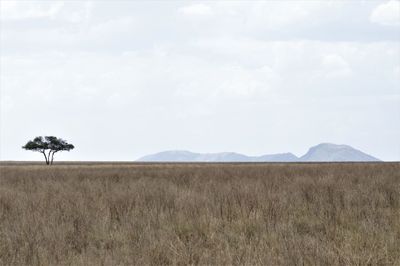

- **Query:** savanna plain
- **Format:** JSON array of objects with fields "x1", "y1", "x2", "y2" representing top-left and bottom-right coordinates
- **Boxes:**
[{"x1": 0, "y1": 162, "x2": 399, "y2": 265}]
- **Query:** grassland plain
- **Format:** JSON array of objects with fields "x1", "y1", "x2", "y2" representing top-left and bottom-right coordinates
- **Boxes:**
[{"x1": 0, "y1": 162, "x2": 399, "y2": 265}]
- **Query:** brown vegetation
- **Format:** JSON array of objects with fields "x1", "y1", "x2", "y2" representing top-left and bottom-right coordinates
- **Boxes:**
[{"x1": 0, "y1": 162, "x2": 399, "y2": 265}]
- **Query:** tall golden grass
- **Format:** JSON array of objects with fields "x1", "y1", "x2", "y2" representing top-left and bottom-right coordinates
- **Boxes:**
[{"x1": 0, "y1": 162, "x2": 399, "y2": 265}]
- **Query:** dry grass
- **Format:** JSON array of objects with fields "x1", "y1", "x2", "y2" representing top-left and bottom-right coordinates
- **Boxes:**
[{"x1": 0, "y1": 162, "x2": 399, "y2": 265}]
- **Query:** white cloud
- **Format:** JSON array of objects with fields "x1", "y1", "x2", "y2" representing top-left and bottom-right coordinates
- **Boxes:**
[
  {"x1": 322, "y1": 54, "x2": 352, "y2": 78},
  {"x1": 0, "y1": 95, "x2": 14, "y2": 111},
  {"x1": 244, "y1": 1, "x2": 323, "y2": 29},
  {"x1": 91, "y1": 17, "x2": 135, "y2": 35},
  {"x1": 370, "y1": 0, "x2": 400, "y2": 26},
  {"x1": 59, "y1": 1, "x2": 93, "y2": 23},
  {"x1": 178, "y1": 4, "x2": 213, "y2": 16},
  {"x1": 0, "y1": 1, "x2": 94, "y2": 23},
  {"x1": 178, "y1": 1, "x2": 344, "y2": 32},
  {"x1": 0, "y1": 1, "x2": 64, "y2": 20},
  {"x1": 213, "y1": 65, "x2": 279, "y2": 98},
  {"x1": 394, "y1": 66, "x2": 400, "y2": 78}
]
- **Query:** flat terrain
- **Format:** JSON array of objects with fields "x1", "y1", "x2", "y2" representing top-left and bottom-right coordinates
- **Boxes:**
[{"x1": 0, "y1": 162, "x2": 399, "y2": 265}]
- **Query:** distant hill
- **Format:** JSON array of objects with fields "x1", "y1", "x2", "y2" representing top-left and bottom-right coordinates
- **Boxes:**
[
  {"x1": 300, "y1": 143, "x2": 380, "y2": 162},
  {"x1": 255, "y1": 153, "x2": 299, "y2": 162},
  {"x1": 137, "y1": 143, "x2": 380, "y2": 162},
  {"x1": 138, "y1": 151, "x2": 299, "y2": 162},
  {"x1": 139, "y1": 151, "x2": 199, "y2": 162}
]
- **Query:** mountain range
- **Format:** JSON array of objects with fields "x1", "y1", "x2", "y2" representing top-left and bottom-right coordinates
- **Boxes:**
[{"x1": 137, "y1": 143, "x2": 380, "y2": 162}]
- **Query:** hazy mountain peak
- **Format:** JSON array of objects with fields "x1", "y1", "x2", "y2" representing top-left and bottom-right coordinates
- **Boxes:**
[
  {"x1": 137, "y1": 150, "x2": 300, "y2": 162},
  {"x1": 256, "y1": 152, "x2": 298, "y2": 162},
  {"x1": 137, "y1": 143, "x2": 380, "y2": 162},
  {"x1": 312, "y1": 143, "x2": 351, "y2": 149},
  {"x1": 138, "y1": 150, "x2": 198, "y2": 162},
  {"x1": 300, "y1": 143, "x2": 380, "y2": 162}
]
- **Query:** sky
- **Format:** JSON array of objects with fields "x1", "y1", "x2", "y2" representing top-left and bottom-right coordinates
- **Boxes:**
[{"x1": 0, "y1": 0, "x2": 399, "y2": 161}]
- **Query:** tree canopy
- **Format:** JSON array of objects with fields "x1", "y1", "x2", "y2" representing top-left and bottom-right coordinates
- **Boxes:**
[{"x1": 22, "y1": 136, "x2": 74, "y2": 165}]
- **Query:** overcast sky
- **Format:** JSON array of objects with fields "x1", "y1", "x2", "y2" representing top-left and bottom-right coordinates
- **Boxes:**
[{"x1": 1, "y1": 0, "x2": 399, "y2": 161}]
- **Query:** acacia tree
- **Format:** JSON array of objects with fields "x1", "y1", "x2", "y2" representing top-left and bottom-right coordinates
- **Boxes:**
[{"x1": 22, "y1": 136, "x2": 74, "y2": 165}]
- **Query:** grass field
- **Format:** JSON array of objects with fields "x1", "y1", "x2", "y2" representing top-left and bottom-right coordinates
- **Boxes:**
[{"x1": 0, "y1": 162, "x2": 399, "y2": 265}]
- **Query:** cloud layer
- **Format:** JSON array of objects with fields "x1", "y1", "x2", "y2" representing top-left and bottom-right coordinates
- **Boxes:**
[
  {"x1": 1, "y1": 0, "x2": 399, "y2": 161},
  {"x1": 370, "y1": 0, "x2": 400, "y2": 26}
]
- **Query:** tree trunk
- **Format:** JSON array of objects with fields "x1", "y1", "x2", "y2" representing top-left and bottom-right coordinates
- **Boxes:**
[
  {"x1": 47, "y1": 150, "x2": 52, "y2": 165},
  {"x1": 50, "y1": 151, "x2": 57, "y2": 165},
  {"x1": 42, "y1": 151, "x2": 49, "y2": 165}
]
